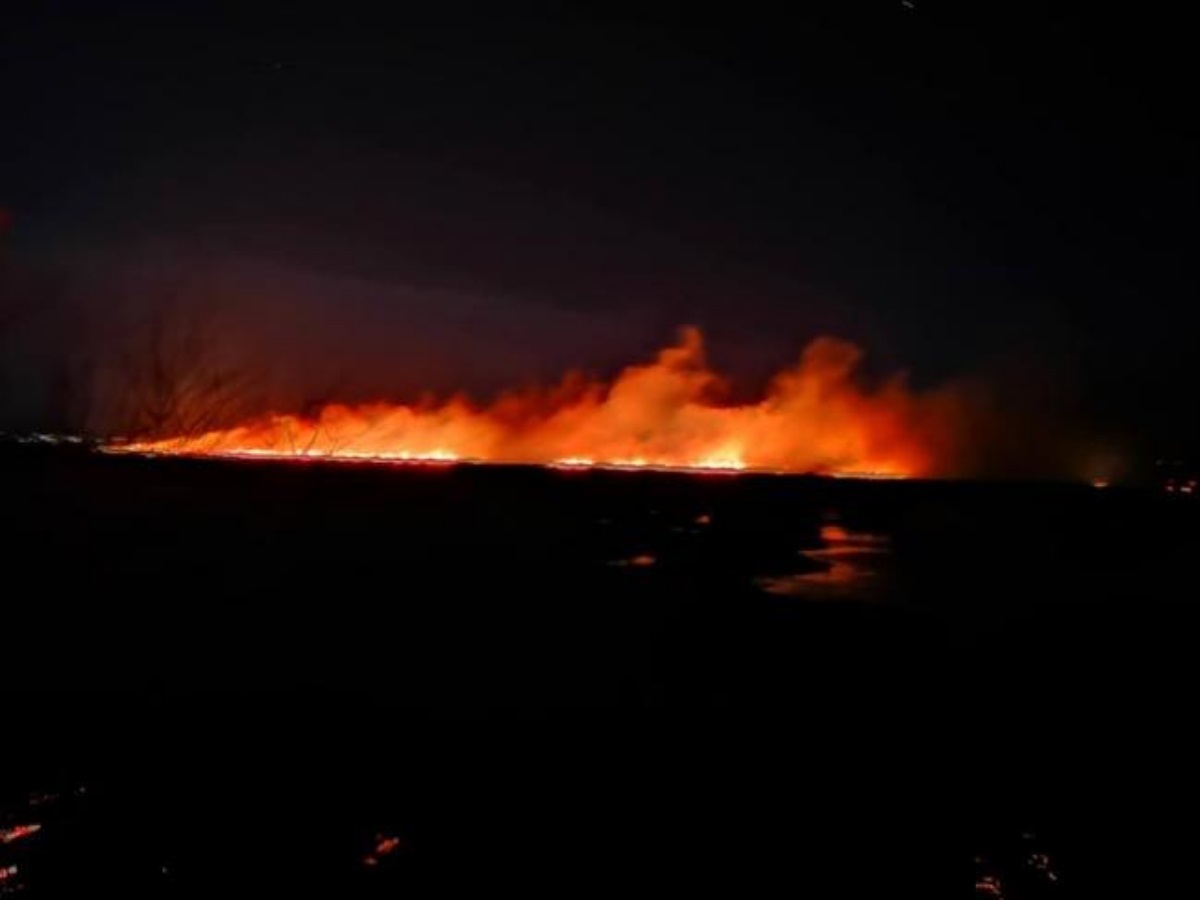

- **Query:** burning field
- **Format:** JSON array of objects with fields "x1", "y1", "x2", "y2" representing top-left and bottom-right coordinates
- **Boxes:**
[{"x1": 111, "y1": 327, "x2": 963, "y2": 479}]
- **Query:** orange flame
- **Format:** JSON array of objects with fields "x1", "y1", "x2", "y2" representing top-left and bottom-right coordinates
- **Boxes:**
[{"x1": 112, "y1": 328, "x2": 960, "y2": 478}]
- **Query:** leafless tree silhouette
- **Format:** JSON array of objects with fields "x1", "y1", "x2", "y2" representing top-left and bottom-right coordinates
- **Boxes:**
[{"x1": 116, "y1": 302, "x2": 259, "y2": 441}]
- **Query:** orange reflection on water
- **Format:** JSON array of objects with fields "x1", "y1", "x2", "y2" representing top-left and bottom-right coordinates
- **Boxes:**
[{"x1": 758, "y1": 522, "x2": 891, "y2": 599}]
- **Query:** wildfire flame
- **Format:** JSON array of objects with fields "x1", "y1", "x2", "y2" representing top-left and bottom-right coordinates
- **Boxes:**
[{"x1": 111, "y1": 327, "x2": 960, "y2": 478}]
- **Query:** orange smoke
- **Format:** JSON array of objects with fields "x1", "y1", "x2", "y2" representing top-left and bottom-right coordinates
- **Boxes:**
[{"x1": 113, "y1": 327, "x2": 962, "y2": 478}]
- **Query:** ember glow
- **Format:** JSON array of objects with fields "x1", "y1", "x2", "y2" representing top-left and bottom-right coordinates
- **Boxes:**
[{"x1": 111, "y1": 328, "x2": 962, "y2": 478}]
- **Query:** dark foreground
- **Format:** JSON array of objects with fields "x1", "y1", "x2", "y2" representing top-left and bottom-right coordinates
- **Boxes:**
[{"x1": 4, "y1": 446, "x2": 1199, "y2": 896}]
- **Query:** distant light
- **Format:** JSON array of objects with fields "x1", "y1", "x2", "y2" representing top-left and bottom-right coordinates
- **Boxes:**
[
  {"x1": 609, "y1": 553, "x2": 657, "y2": 568},
  {"x1": 1091, "y1": 478, "x2": 1110, "y2": 489},
  {"x1": 0, "y1": 823, "x2": 41, "y2": 844},
  {"x1": 362, "y1": 834, "x2": 405, "y2": 868}
]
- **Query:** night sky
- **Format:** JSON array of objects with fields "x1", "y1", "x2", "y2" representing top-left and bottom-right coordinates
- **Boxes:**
[{"x1": 2, "y1": 2, "x2": 1198, "y2": 463}]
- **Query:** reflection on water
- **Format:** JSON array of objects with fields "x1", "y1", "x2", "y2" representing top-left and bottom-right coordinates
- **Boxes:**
[{"x1": 757, "y1": 522, "x2": 891, "y2": 601}]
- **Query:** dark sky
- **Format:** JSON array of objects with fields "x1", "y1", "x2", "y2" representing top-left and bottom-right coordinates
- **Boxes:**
[{"x1": 2, "y1": 2, "x2": 1198, "y2": 457}]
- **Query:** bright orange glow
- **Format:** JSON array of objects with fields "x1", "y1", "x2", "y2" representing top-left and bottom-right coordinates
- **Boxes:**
[
  {"x1": 820, "y1": 524, "x2": 851, "y2": 541},
  {"x1": 111, "y1": 328, "x2": 962, "y2": 478}
]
